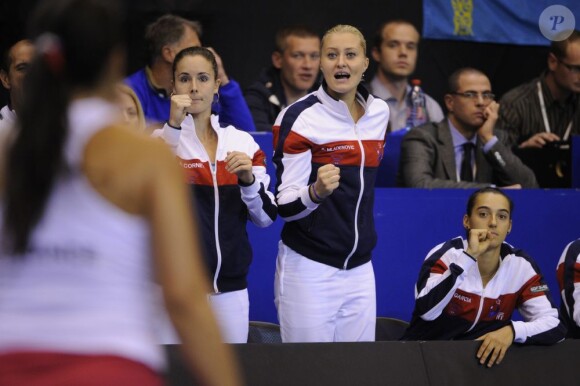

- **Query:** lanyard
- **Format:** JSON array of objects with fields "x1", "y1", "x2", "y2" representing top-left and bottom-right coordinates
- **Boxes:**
[{"x1": 537, "y1": 81, "x2": 572, "y2": 141}]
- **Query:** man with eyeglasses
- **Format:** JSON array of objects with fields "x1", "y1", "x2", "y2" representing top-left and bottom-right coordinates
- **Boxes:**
[
  {"x1": 497, "y1": 30, "x2": 580, "y2": 149},
  {"x1": 398, "y1": 67, "x2": 537, "y2": 188}
]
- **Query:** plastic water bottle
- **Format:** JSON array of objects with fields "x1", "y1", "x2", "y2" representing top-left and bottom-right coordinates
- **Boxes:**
[{"x1": 406, "y1": 79, "x2": 427, "y2": 128}]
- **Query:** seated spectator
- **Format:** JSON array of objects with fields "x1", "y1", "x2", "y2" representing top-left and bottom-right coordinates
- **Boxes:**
[
  {"x1": 402, "y1": 187, "x2": 566, "y2": 367},
  {"x1": 497, "y1": 30, "x2": 579, "y2": 149},
  {"x1": 0, "y1": 39, "x2": 34, "y2": 132},
  {"x1": 116, "y1": 83, "x2": 146, "y2": 132},
  {"x1": 244, "y1": 25, "x2": 320, "y2": 132},
  {"x1": 397, "y1": 67, "x2": 537, "y2": 188},
  {"x1": 369, "y1": 19, "x2": 444, "y2": 132},
  {"x1": 556, "y1": 238, "x2": 580, "y2": 339},
  {"x1": 125, "y1": 14, "x2": 255, "y2": 131}
]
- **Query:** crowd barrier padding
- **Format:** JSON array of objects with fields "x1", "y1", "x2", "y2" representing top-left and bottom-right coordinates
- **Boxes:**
[{"x1": 165, "y1": 339, "x2": 580, "y2": 386}]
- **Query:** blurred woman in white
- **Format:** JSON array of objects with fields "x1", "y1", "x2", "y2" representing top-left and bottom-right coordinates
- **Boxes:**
[{"x1": 0, "y1": 1, "x2": 241, "y2": 385}]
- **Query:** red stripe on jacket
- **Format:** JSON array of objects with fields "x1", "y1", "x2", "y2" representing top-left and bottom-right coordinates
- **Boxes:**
[
  {"x1": 431, "y1": 260, "x2": 449, "y2": 275},
  {"x1": 311, "y1": 140, "x2": 384, "y2": 167},
  {"x1": 444, "y1": 288, "x2": 519, "y2": 322},
  {"x1": 253, "y1": 149, "x2": 267, "y2": 167}
]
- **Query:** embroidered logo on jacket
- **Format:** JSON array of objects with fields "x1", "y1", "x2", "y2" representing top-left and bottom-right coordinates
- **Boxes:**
[
  {"x1": 453, "y1": 292, "x2": 472, "y2": 303},
  {"x1": 321, "y1": 144, "x2": 356, "y2": 152},
  {"x1": 487, "y1": 299, "x2": 503, "y2": 319},
  {"x1": 181, "y1": 161, "x2": 204, "y2": 169}
]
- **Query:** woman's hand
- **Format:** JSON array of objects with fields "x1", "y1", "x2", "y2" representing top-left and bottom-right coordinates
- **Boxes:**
[
  {"x1": 312, "y1": 164, "x2": 340, "y2": 199},
  {"x1": 466, "y1": 228, "x2": 492, "y2": 259},
  {"x1": 475, "y1": 325, "x2": 514, "y2": 367},
  {"x1": 168, "y1": 94, "x2": 192, "y2": 128},
  {"x1": 225, "y1": 151, "x2": 254, "y2": 185}
]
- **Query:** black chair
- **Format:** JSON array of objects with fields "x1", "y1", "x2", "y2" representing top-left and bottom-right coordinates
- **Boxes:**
[
  {"x1": 375, "y1": 316, "x2": 410, "y2": 341},
  {"x1": 247, "y1": 321, "x2": 282, "y2": 343}
]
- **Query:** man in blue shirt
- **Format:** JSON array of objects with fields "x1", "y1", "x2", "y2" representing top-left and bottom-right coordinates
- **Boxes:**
[{"x1": 126, "y1": 14, "x2": 255, "y2": 131}]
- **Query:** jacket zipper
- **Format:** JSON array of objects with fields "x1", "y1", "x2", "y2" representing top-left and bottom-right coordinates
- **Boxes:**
[
  {"x1": 195, "y1": 125, "x2": 222, "y2": 294},
  {"x1": 343, "y1": 123, "x2": 365, "y2": 270},
  {"x1": 210, "y1": 161, "x2": 222, "y2": 294},
  {"x1": 467, "y1": 277, "x2": 487, "y2": 332}
]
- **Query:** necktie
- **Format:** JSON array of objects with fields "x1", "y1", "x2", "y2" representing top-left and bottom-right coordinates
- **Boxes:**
[{"x1": 460, "y1": 143, "x2": 475, "y2": 182}]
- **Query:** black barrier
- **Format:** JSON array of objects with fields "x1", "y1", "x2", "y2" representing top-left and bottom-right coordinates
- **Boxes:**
[
  {"x1": 164, "y1": 340, "x2": 580, "y2": 386},
  {"x1": 420, "y1": 340, "x2": 579, "y2": 386}
]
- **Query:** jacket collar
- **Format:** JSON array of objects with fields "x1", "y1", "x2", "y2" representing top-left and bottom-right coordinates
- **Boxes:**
[{"x1": 317, "y1": 79, "x2": 373, "y2": 118}]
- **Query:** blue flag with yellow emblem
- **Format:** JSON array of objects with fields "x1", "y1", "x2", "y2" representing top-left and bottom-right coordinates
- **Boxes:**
[{"x1": 423, "y1": 0, "x2": 579, "y2": 46}]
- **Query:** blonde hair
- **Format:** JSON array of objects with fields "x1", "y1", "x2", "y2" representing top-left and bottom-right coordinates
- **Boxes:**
[
  {"x1": 322, "y1": 24, "x2": 367, "y2": 53},
  {"x1": 116, "y1": 83, "x2": 146, "y2": 132}
]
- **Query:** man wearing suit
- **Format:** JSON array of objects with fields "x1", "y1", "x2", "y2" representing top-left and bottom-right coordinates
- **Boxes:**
[{"x1": 397, "y1": 68, "x2": 537, "y2": 188}]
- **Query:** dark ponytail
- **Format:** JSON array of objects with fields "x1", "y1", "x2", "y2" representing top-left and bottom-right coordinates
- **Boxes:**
[{"x1": 2, "y1": 0, "x2": 123, "y2": 255}]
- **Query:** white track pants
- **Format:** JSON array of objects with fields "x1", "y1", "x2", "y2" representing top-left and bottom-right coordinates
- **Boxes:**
[
  {"x1": 274, "y1": 241, "x2": 376, "y2": 342},
  {"x1": 208, "y1": 288, "x2": 249, "y2": 344}
]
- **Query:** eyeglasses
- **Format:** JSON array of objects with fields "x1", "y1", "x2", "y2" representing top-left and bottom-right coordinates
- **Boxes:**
[
  {"x1": 451, "y1": 91, "x2": 495, "y2": 101},
  {"x1": 557, "y1": 58, "x2": 580, "y2": 74}
]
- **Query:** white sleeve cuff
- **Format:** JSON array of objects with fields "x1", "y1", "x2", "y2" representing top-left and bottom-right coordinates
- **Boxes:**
[
  {"x1": 240, "y1": 176, "x2": 260, "y2": 197},
  {"x1": 511, "y1": 320, "x2": 526, "y2": 343},
  {"x1": 300, "y1": 185, "x2": 320, "y2": 209},
  {"x1": 160, "y1": 123, "x2": 181, "y2": 147}
]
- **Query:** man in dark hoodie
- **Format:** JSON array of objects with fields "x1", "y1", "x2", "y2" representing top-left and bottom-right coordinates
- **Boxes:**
[{"x1": 244, "y1": 25, "x2": 320, "y2": 132}]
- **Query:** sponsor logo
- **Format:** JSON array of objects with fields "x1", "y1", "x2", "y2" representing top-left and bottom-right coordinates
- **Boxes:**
[
  {"x1": 530, "y1": 284, "x2": 548, "y2": 293},
  {"x1": 488, "y1": 299, "x2": 501, "y2": 318},
  {"x1": 453, "y1": 292, "x2": 472, "y2": 303}
]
